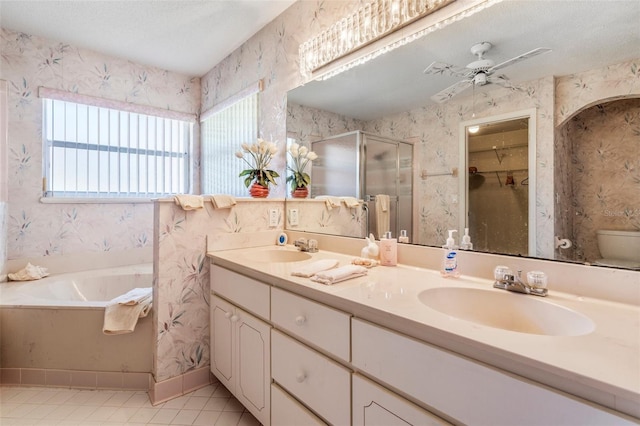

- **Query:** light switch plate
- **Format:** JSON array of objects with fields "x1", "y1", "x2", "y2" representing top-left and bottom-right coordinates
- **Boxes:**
[
  {"x1": 269, "y1": 209, "x2": 279, "y2": 227},
  {"x1": 288, "y1": 208, "x2": 299, "y2": 226}
]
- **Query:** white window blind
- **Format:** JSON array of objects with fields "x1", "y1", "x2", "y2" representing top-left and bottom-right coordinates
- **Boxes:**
[
  {"x1": 201, "y1": 83, "x2": 261, "y2": 196},
  {"x1": 42, "y1": 97, "x2": 193, "y2": 198}
]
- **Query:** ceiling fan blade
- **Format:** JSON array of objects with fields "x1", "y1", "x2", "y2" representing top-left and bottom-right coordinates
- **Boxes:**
[
  {"x1": 431, "y1": 79, "x2": 473, "y2": 103},
  {"x1": 489, "y1": 47, "x2": 552, "y2": 72},
  {"x1": 424, "y1": 61, "x2": 472, "y2": 78}
]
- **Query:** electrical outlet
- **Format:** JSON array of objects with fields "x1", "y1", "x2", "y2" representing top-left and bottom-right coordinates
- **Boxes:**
[
  {"x1": 288, "y1": 208, "x2": 299, "y2": 226},
  {"x1": 269, "y1": 209, "x2": 279, "y2": 227}
]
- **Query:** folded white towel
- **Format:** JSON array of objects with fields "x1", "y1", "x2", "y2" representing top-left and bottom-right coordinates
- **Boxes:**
[
  {"x1": 341, "y1": 197, "x2": 360, "y2": 208},
  {"x1": 291, "y1": 259, "x2": 339, "y2": 278},
  {"x1": 211, "y1": 194, "x2": 237, "y2": 209},
  {"x1": 316, "y1": 196, "x2": 341, "y2": 210},
  {"x1": 311, "y1": 265, "x2": 368, "y2": 285},
  {"x1": 109, "y1": 287, "x2": 152, "y2": 305},
  {"x1": 174, "y1": 195, "x2": 204, "y2": 210},
  {"x1": 8, "y1": 263, "x2": 50, "y2": 281},
  {"x1": 103, "y1": 287, "x2": 153, "y2": 335}
]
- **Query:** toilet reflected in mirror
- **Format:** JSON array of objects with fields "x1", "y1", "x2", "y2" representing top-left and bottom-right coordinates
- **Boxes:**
[{"x1": 594, "y1": 230, "x2": 640, "y2": 270}]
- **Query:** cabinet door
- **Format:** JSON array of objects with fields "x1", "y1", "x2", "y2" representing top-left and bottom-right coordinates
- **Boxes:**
[
  {"x1": 353, "y1": 375, "x2": 450, "y2": 426},
  {"x1": 271, "y1": 384, "x2": 327, "y2": 426},
  {"x1": 210, "y1": 294, "x2": 235, "y2": 392},
  {"x1": 236, "y1": 308, "x2": 271, "y2": 426}
]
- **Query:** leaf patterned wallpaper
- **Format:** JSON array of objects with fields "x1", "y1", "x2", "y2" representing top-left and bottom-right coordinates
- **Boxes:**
[{"x1": 2, "y1": 1, "x2": 638, "y2": 386}]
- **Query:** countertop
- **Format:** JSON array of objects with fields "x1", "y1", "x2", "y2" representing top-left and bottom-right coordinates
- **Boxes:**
[{"x1": 207, "y1": 245, "x2": 640, "y2": 418}]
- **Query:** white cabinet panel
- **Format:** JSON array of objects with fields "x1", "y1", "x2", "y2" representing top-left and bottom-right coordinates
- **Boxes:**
[
  {"x1": 271, "y1": 287, "x2": 351, "y2": 362},
  {"x1": 271, "y1": 383, "x2": 327, "y2": 426},
  {"x1": 352, "y1": 318, "x2": 634, "y2": 426},
  {"x1": 210, "y1": 265, "x2": 270, "y2": 320},
  {"x1": 272, "y1": 329, "x2": 351, "y2": 426},
  {"x1": 210, "y1": 293, "x2": 271, "y2": 426},
  {"x1": 353, "y1": 374, "x2": 450, "y2": 426}
]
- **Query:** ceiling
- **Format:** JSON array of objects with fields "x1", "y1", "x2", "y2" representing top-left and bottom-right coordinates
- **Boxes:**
[
  {"x1": 0, "y1": 0, "x2": 296, "y2": 77},
  {"x1": 288, "y1": 0, "x2": 640, "y2": 120}
]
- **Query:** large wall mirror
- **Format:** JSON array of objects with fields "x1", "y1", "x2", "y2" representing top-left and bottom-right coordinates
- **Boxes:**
[{"x1": 285, "y1": 0, "x2": 640, "y2": 269}]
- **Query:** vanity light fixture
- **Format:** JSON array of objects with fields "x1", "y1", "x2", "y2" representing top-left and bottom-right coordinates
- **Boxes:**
[
  {"x1": 299, "y1": 0, "x2": 502, "y2": 80},
  {"x1": 468, "y1": 125, "x2": 480, "y2": 134}
]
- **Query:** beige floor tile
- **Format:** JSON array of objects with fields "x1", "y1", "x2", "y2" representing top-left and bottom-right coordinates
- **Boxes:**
[
  {"x1": 193, "y1": 409, "x2": 222, "y2": 426},
  {"x1": 149, "y1": 407, "x2": 180, "y2": 424},
  {"x1": 106, "y1": 406, "x2": 139, "y2": 423},
  {"x1": 47, "y1": 404, "x2": 82, "y2": 420},
  {"x1": 128, "y1": 406, "x2": 160, "y2": 423},
  {"x1": 171, "y1": 409, "x2": 200, "y2": 425},
  {"x1": 203, "y1": 397, "x2": 229, "y2": 411},
  {"x1": 86, "y1": 405, "x2": 119, "y2": 422},
  {"x1": 103, "y1": 391, "x2": 136, "y2": 407},
  {"x1": 238, "y1": 411, "x2": 260, "y2": 426},
  {"x1": 162, "y1": 395, "x2": 189, "y2": 410},
  {"x1": 214, "y1": 410, "x2": 242, "y2": 426},
  {"x1": 22, "y1": 403, "x2": 58, "y2": 419},
  {"x1": 2, "y1": 403, "x2": 38, "y2": 418},
  {"x1": 223, "y1": 397, "x2": 244, "y2": 412},
  {"x1": 183, "y1": 396, "x2": 209, "y2": 410}
]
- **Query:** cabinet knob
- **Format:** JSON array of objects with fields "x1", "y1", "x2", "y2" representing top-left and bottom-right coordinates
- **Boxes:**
[
  {"x1": 295, "y1": 372, "x2": 306, "y2": 383},
  {"x1": 295, "y1": 315, "x2": 306, "y2": 326},
  {"x1": 224, "y1": 312, "x2": 232, "y2": 319},
  {"x1": 230, "y1": 314, "x2": 239, "y2": 323}
]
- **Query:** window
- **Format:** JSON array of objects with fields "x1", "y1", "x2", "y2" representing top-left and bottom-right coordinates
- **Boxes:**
[
  {"x1": 201, "y1": 81, "x2": 261, "y2": 196},
  {"x1": 41, "y1": 91, "x2": 194, "y2": 199}
]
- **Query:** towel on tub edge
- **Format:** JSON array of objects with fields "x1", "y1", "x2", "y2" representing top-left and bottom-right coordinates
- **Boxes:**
[
  {"x1": 103, "y1": 287, "x2": 152, "y2": 335},
  {"x1": 174, "y1": 194, "x2": 204, "y2": 210}
]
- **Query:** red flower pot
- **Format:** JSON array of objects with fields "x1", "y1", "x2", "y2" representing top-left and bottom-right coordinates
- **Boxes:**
[
  {"x1": 291, "y1": 186, "x2": 309, "y2": 199},
  {"x1": 249, "y1": 182, "x2": 270, "y2": 198}
]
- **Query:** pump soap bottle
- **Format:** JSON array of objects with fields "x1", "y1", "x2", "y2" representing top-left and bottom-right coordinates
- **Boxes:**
[
  {"x1": 380, "y1": 231, "x2": 398, "y2": 266},
  {"x1": 460, "y1": 228, "x2": 473, "y2": 250},
  {"x1": 441, "y1": 230, "x2": 460, "y2": 278}
]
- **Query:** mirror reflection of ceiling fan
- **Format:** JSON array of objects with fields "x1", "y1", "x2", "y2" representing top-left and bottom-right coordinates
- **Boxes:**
[{"x1": 424, "y1": 42, "x2": 551, "y2": 103}]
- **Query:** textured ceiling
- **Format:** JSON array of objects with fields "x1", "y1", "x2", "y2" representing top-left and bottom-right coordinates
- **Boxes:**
[{"x1": 0, "y1": 0, "x2": 296, "y2": 77}]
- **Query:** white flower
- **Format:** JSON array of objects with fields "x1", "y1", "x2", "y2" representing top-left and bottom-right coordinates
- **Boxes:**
[
  {"x1": 299, "y1": 146, "x2": 308, "y2": 156},
  {"x1": 268, "y1": 142, "x2": 278, "y2": 155},
  {"x1": 306, "y1": 151, "x2": 318, "y2": 161},
  {"x1": 235, "y1": 151, "x2": 244, "y2": 159}
]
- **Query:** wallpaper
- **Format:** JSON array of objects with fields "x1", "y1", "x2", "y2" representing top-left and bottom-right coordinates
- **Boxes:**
[{"x1": 0, "y1": 28, "x2": 200, "y2": 260}]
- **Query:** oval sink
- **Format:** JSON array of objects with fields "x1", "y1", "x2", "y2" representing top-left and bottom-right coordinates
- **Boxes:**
[
  {"x1": 248, "y1": 249, "x2": 312, "y2": 263},
  {"x1": 418, "y1": 287, "x2": 594, "y2": 336}
]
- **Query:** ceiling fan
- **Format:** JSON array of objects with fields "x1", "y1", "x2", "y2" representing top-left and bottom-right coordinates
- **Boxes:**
[{"x1": 424, "y1": 42, "x2": 551, "y2": 103}]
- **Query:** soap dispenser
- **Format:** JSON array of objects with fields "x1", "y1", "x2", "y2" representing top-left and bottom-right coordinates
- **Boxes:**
[
  {"x1": 379, "y1": 231, "x2": 398, "y2": 266},
  {"x1": 460, "y1": 228, "x2": 473, "y2": 250},
  {"x1": 441, "y1": 230, "x2": 460, "y2": 278},
  {"x1": 398, "y1": 230, "x2": 410, "y2": 243}
]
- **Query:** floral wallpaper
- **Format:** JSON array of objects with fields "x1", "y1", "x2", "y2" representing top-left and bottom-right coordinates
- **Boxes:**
[
  {"x1": 286, "y1": 199, "x2": 366, "y2": 238},
  {"x1": 0, "y1": 28, "x2": 200, "y2": 261}
]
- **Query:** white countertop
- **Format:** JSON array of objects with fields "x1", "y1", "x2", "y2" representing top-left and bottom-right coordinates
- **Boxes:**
[{"x1": 208, "y1": 245, "x2": 640, "y2": 417}]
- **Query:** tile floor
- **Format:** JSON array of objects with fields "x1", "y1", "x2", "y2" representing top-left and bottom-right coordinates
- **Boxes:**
[{"x1": 0, "y1": 380, "x2": 259, "y2": 426}]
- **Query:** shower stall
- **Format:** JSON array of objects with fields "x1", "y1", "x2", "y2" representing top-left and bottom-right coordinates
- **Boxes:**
[{"x1": 310, "y1": 130, "x2": 413, "y2": 240}]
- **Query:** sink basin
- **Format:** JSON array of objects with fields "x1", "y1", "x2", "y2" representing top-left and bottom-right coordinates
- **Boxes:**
[
  {"x1": 247, "y1": 249, "x2": 312, "y2": 263},
  {"x1": 418, "y1": 287, "x2": 594, "y2": 336}
]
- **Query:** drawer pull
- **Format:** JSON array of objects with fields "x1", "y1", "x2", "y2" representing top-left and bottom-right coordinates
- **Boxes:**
[
  {"x1": 295, "y1": 372, "x2": 307, "y2": 383},
  {"x1": 224, "y1": 312, "x2": 232, "y2": 319},
  {"x1": 295, "y1": 315, "x2": 307, "y2": 326},
  {"x1": 230, "y1": 314, "x2": 239, "y2": 323}
]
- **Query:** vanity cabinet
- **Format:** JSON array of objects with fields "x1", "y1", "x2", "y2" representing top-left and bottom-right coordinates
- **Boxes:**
[
  {"x1": 271, "y1": 383, "x2": 326, "y2": 426},
  {"x1": 352, "y1": 374, "x2": 450, "y2": 426},
  {"x1": 210, "y1": 266, "x2": 271, "y2": 426},
  {"x1": 352, "y1": 318, "x2": 634, "y2": 425}
]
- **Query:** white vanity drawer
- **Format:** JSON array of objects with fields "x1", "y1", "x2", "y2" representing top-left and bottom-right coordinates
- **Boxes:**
[
  {"x1": 271, "y1": 329, "x2": 351, "y2": 426},
  {"x1": 271, "y1": 287, "x2": 350, "y2": 361},
  {"x1": 352, "y1": 318, "x2": 633, "y2": 425},
  {"x1": 210, "y1": 265, "x2": 269, "y2": 320},
  {"x1": 271, "y1": 383, "x2": 327, "y2": 426},
  {"x1": 352, "y1": 374, "x2": 450, "y2": 426}
]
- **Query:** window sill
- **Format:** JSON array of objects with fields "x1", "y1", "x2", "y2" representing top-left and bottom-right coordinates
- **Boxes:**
[{"x1": 40, "y1": 197, "x2": 155, "y2": 204}]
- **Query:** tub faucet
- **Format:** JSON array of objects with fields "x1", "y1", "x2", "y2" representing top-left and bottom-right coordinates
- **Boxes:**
[{"x1": 493, "y1": 269, "x2": 548, "y2": 297}]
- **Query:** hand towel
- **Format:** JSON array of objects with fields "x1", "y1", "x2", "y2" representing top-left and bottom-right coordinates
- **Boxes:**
[
  {"x1": 103, "y1": 287, "x2": 153, "y2": 335},
  {"x1": 341, "y1": 197, "x2": 360, "y2": 208},
  {"x1": 174, "y1": 194, "x2": 204, "y2": 210},
  {"x1": 375, "y1": 194, "x2": 391, "y2": 239},
  {"x1": 211, "y1": 194, "x2": 237, "y2": 209},
  {"x1": 315, "y1": 195, "x2": 341, "y2": 210},
  {"x1": 311, "y1": 265, "x2": 367, "y2": 285},
  {"x1": 8, "y1": 263, "x2": 49, "y2": 281},
  {"x1": 291, "y1": 259, "x2": 339, "y2": 278}
]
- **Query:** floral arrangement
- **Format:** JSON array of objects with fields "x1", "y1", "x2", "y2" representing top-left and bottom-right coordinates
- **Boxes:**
[
  {"x1": 286, "y1": 142, "x2": 318, "y2": 191},
  {"x1": 235, "y1": 138, "x2": 279, "y2": 188}
]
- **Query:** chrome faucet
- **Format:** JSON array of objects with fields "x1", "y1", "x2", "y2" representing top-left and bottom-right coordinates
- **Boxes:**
[
  {"x1": 493, "y1": 269, "x2": 548, "y2": 297},
  {"x1": 294, "y1": 238, "x2": 318, "y2": 253}
]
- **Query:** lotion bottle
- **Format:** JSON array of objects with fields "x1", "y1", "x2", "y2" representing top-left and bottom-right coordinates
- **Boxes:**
[
  {"x1": 379, "y1": 231, "x2": 398, "y2": 266},
  {"x1": 441, "y1": 230, "x2": 460, "y2": 278}
]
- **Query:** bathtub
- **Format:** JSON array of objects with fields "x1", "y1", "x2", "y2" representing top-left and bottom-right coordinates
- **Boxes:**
[
  {"x1": 0, "y1": 263, "x2": 153, "y2": 389},
  {"x1": 0, "y1": 263, "x2": 152, "y2": 308}
]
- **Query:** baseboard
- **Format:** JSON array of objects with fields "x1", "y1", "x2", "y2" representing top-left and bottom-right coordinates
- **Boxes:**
[
  {"x1": 0, "y1": 367, "x2": 150, "y2": 391},
  {"x1": 149, "y1": 366, "x2": 213, "y2": 405}
]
